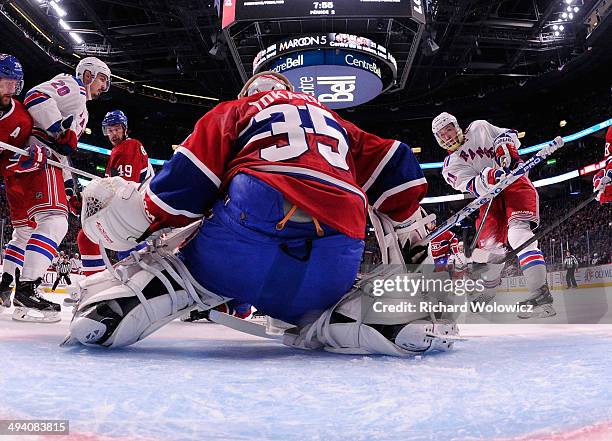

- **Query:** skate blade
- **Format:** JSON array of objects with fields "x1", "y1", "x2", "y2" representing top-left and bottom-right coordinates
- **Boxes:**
[
  {"x1": 12, "y1": 307, "x2": 61, "y2": 323},
  {"x1": 517, "y1": 304, "x2": 556, "y2": 320}
]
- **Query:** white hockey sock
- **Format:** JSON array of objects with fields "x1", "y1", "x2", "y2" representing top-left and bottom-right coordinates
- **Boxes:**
[
  {"x1": 2, "y1": 226, "x2": 33, "y2": 279},
  {"x1": 20, "y1": 213, "x2": 68, "y2": 282},
  {"x1": 508, "y1": 221, "x2": 547, "y2": 292}
]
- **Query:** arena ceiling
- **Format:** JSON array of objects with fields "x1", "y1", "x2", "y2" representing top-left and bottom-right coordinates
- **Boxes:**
[{"x1": 1, "y1": 0, "x2": 610, "y2": 115}]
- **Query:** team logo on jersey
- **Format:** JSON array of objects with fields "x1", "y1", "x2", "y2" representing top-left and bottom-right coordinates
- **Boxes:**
[
  {"x1": 35, "y1": 192, "x2": 43, "y2": 200},
  {"x1": 459, "y1": 146, "x2": 495, "y2": 162}
]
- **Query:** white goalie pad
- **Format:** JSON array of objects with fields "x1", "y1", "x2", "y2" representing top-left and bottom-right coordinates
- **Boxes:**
[
  {"x1": 283, "y1": 266, "x2": 462, "y2": 356},
  {"x1": 81, "y1": 177, "x2": 152, "y2": 251},
  {"x1": 369, "y1": 207, "x2": 434, "y2": 265},
  {"x1": 63, "y1": 223, "x2": 229, "y2": 348}
]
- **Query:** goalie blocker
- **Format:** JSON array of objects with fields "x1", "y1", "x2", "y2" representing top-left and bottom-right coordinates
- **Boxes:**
[{"x1": 67, "y1": 176, "x2": 460, "y2": 356}]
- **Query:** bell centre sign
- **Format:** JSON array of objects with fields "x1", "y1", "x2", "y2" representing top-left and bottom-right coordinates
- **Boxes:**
[{"x1": 253, "y1": 34, "x2": 397, "y2": 109}]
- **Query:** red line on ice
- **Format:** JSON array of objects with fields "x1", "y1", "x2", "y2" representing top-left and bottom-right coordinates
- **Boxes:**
[{"x1": 497, "y1": 421, "x2": 612, "y2": 441}]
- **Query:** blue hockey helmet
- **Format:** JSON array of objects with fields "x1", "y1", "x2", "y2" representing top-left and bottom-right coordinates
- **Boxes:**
[
  {"x1": 0, "y1": 54, "x2": 24, "y2": 95},
  {"x1": 102, "y1": 110, "x2": 128, "y2": 135}
]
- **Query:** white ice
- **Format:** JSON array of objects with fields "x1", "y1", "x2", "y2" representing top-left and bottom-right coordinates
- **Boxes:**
[{"x1": 2, "y1": 289, "x2": 612, "y2": 441}]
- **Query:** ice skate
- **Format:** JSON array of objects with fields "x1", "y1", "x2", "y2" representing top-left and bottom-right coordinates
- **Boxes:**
[
  {"x1": 517, "y1": 284, "x2": 556, "y2": 319},
  {"x1": 12, "y1": 278, "x2": 61, "y2": 323},
  {"x1": 0, "y1": 272, "x2": 13, "y2": 309}
]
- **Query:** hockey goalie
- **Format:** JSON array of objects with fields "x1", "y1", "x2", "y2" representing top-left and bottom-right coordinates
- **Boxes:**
[{"x1": 64, "y1": 72, "x2": 460, "y2": 356}]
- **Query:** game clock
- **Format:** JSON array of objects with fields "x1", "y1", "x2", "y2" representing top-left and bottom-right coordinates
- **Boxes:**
[{"x1": 222, "y1": 0, "x2": 425, "y2": 28}]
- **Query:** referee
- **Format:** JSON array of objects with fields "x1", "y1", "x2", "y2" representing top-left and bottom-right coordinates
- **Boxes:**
[
  {"x1": 563, "y1": 250, "x2": 579, "y2": 289},
  {"x1": 52, "y1": 255, "x2": 73, "y2": 292}
]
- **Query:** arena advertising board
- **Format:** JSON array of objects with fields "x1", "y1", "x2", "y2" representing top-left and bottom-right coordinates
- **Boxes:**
[
  {"x1": 263, "y1": 49, "x2": 384, "y2": 108},
  {"x1": 252, "y1": 34, "x2": 396, "y2": 108},
  {"x1": 252, "y1": 33, "x2": 397, "y2": 74}
]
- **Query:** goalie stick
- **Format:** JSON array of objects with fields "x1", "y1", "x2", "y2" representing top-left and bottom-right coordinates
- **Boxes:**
[
  {"x1": 0, "y1": 140, "x2": 99, "y2": 180},
  {"x1": 415, "y1": 136, "x2": 565, "y2": 248}
]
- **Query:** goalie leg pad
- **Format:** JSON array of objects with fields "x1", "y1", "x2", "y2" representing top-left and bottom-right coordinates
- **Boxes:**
[
  {"x1": 65, "y1": 246, "x2": 228, "y2": 348},
  {"x1": 284, "y1": 267, "x2": 461, "y2": 356}
]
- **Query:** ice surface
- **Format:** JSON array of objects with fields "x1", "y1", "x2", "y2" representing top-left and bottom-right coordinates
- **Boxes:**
[{"x1": 2, "y1": 290, "x2": 612, "y2": 441}]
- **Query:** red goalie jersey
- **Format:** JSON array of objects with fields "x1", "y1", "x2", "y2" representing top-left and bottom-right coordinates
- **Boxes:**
[{"x1": 144, "y1": 90, "x2": 427, "y2": 239}]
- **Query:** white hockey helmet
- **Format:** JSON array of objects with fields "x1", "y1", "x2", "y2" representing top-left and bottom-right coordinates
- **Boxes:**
[
  {"x1": 76, "y1": 57, "x2": 111, "y2": 92},
  {"x1": 238, "y1": 71, "x2": 294, "y2": 99},
  {"x1": 432, "y1": 112, "x2": 464, "y2": 152}
]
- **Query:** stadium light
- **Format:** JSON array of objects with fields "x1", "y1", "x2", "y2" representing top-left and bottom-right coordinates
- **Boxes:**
[
  {"x1": 573, "y1": 7, "x2": 579, "y2": 13},
  {"x1": 559, "y1": 25, "x2": 565, "y2": 31},
  {"x1": 560, "y1": 120, "x2": 567, "y2": 127},
  {"x1": 58, "y1": 19, "x2": 70, "y2": 30},
  {"x1": 553, "y1": 24, "x2": 559, "y2": 30},
  {"x1": 569, "y1": 12, "x2": 574, "y2": 19},
  {"x1": 554, "y1": 31, "x2": 560, "y2": 36},
  {"x1": 565, "y1": 0, "x2": 572, "y2": 4},
  {"x1": 50, "y1": 0, "x2": 67, "y2": 17},
  {"x1": 69, "y1": 32, "x2": 83, "y2": 44},
  {"x1": 562, "y1": 12, "x2": 568, "y2": 18}
]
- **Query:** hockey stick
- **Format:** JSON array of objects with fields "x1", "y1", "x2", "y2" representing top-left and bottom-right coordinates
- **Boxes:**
[
  {"x1": 0, "y1": 140, "x2": 99, "y2": 180},
  {"x1": 416, "y1": 136, "x2": 565, "y2": 248},
  {"x1": 466, "y1": 199, "x2": 493, "y2": 258}
]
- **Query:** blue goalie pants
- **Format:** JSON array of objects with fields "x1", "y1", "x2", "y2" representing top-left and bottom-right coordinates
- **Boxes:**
[{"x1": 179, "y1": 173, "x2": 365, "y2": 326}]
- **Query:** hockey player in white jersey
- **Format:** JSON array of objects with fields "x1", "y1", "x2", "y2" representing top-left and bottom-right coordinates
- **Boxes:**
[
  {"x1": 2, "y1": 57, "x2": 110, "y2": 322},
  {"x1": 432, "y1": 112, "x2": 557, "y2": 318}
]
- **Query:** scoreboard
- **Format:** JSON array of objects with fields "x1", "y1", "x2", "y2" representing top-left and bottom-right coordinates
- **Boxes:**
[{"x1": 222, "y1": 0, "x2": 425, "y2": 28}]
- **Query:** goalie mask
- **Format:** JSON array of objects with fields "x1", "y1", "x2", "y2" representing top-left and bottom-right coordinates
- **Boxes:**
[
  {"x1": 238, "y1": 71, "x2": 294, "y2": 99},
  {"x1": 432, "y1": 112, "x2": 464, "y2": 152}
]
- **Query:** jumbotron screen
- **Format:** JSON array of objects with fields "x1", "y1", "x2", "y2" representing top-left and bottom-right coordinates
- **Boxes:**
[{"x1": 222, "y1": 0, "x2": 425, "y2": 27}]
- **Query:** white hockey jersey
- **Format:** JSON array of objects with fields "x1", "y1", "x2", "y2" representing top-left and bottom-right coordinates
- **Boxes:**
[
  {"x1": 23, "y1": 74, "x2": 88, "y2": 149},
  {"x1": 441, "y1": 120, "x2": 520, "y2": 197}
]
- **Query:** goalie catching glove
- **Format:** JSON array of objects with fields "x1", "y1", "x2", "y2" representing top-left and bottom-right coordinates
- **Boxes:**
[{"x1": 81, "y1": 177, "x2": 152, "y2": 251}]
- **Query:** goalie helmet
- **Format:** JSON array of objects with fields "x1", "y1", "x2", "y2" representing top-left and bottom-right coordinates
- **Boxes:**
[
  {"x1": 0, "y1": 54, "x2": 24, "y2": 95},
  {"x1": 432, "y1": 112, "x2": 464, "y2": 152},
  {"x1": 76, "y1": 57, "x2": 111, "y2": 92},
  {"x1": 238, "y1": 71, "x2": 294, "y2": 99}
]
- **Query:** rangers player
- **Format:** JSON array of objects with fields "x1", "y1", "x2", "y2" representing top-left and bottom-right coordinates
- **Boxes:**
[
  {"x1": 0, "y1": 54, "x2": 32, "y2": 309},
  {"x1": 2, "y1": 57, "x2": 111, "y2": 322},
  {"x1": 433, "y1": 112, "x2": 561, "y2": 318}
]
